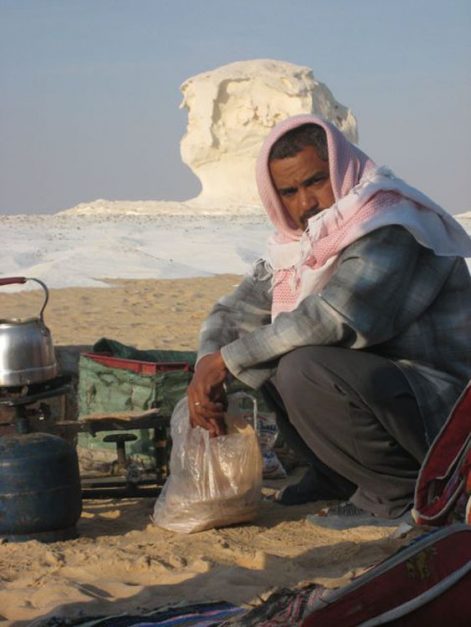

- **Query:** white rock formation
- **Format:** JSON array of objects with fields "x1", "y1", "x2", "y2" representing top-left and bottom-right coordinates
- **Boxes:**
[
  {"x1": 180, "y1": 58, "x2": 358, "y2": 209},
  {"x1": 61, "y1": 59, "x2": 358, "y2": 216}
]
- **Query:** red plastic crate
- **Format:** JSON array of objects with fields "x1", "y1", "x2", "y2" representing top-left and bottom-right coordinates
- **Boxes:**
[{"x1": 82, "y1": 352, "x2": 192, "y2": 376}]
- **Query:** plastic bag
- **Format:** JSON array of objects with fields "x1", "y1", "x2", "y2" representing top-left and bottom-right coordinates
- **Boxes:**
[{"x1": 153, "y1": 397, "x2": 263, "y2": 533}]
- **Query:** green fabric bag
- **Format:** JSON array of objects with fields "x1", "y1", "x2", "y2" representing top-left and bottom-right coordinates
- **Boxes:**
[
  {"x1": 77, "y1": 339, "x2": 195, "y2": 465},
  {"x1": 78, "y1": 356, "x2": 193, "y2": 417},
  {"x1": 78, "y1": 337, "x2": 195, "y2": 417}
]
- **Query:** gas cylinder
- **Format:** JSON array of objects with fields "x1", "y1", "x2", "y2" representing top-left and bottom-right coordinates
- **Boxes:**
[{"x1": 0, "y1": 433, "x2": 82, "y2": 542}]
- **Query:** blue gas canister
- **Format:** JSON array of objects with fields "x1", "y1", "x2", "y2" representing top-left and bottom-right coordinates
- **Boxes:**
[{"x1": 0, "y1": 432, "x2": 82, "y2": 542}]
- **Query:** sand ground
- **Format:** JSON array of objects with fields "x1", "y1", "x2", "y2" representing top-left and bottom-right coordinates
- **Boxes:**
[{"x1": 0, "y1": 276, "x2": 419, "y2": 626}]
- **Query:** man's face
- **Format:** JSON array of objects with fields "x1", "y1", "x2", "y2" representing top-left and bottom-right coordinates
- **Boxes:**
[{"x1": 269, "y1": 145, "x2": 335, "y2": 230}]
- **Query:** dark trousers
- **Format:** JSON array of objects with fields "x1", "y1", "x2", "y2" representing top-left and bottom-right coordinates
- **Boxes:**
[{"x1": 262, "y1": 346, "x2": 427, "y2": 518}]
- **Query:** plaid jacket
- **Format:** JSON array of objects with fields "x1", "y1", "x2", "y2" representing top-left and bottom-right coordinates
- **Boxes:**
[{"x1": 198, "y1": 226, "x2": 471, "y2": 442}]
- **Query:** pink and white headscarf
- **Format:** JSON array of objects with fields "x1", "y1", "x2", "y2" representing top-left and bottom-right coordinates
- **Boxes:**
[{"x1": 256, "y1": 114, "x2": 471, "y2": 320}]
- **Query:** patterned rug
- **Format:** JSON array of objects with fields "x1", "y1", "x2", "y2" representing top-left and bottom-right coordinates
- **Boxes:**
[{"x1": 34, "y1": 583, "x2": 327, "y2": 626}]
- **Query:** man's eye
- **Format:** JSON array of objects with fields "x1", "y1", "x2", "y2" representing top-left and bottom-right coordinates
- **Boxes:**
[
  {"x1": 306, "y1": 176, "x2": 325, "y2": 187},
  {"x1": 281, "y1": 189, "x2": 296, "y2": 197}
]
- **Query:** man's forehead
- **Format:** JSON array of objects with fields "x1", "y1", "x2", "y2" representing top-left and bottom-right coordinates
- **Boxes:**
[{"x1": 269, "y1": 145, "x2": 329, "y2": 186}]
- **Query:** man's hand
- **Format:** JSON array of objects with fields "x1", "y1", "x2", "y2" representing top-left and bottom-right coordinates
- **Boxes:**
[{"x1": 187, "y1": 351, "x2": 228, "y2": 437}]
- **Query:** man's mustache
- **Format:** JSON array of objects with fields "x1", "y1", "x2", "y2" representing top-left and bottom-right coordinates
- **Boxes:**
[{"x1": 301, "y1": 208, "x2": 320, "y2": 226}]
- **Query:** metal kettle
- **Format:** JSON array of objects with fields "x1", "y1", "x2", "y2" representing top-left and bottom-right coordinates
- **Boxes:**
[{"x1": 0, "y1": 277, "x2": 57, "y2": 387}]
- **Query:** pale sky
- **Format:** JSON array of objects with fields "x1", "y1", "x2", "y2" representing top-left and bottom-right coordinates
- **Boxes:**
[{"x1": 1, "y1": 0, "x2": 470, "y2": 215}]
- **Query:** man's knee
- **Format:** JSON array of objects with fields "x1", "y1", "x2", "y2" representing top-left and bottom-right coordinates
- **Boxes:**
[{"x1": 275, "y1": 346, "x2": 332, "y2": 402}]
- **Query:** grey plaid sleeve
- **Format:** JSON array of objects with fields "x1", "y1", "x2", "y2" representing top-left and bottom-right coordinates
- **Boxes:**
[{"x1": 197, "y1": 259, "x2": 273, "y2": 362}]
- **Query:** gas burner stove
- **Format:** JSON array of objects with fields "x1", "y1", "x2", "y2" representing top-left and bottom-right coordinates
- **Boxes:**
[
  {"x1": 0, "y1": 374, "x2": 72, "y2": 405},
  {"x1": 0, "y1": 374, "x2": 72, "y2": 435}
]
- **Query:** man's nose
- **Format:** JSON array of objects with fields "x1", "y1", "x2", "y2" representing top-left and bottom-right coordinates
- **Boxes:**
[{"x1": 298, "y1": 187, "x2": 317, "y2": 210}]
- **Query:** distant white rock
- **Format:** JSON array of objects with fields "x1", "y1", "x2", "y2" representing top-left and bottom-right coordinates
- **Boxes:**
[
  {"x1": 180, "y1": 58, "x2": 357, "y2": 210},
  {"x1": 61, "y1": 59, "x2": 357, "y2": 216},
  {"x1": 60, "y1": 199, "x2": 190, "y2": 216}
]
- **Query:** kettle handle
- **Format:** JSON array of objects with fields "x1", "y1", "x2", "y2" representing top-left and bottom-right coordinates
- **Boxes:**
[
  {"x1": 0, "y1": 276, "x2": 50, "y2": 319},
  {"x1": 0, "y1": 276, "x2": 27, "y2": 286}
]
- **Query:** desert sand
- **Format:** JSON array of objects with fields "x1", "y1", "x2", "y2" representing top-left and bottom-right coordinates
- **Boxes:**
[{"x1": 0, "y1": 276, "x2": 419, "y2": 626}]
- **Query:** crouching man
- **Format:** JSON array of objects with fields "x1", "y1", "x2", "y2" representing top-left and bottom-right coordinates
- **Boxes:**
[{"x1": 187, "y1": 114, "x2": 471, "y2": 519}]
